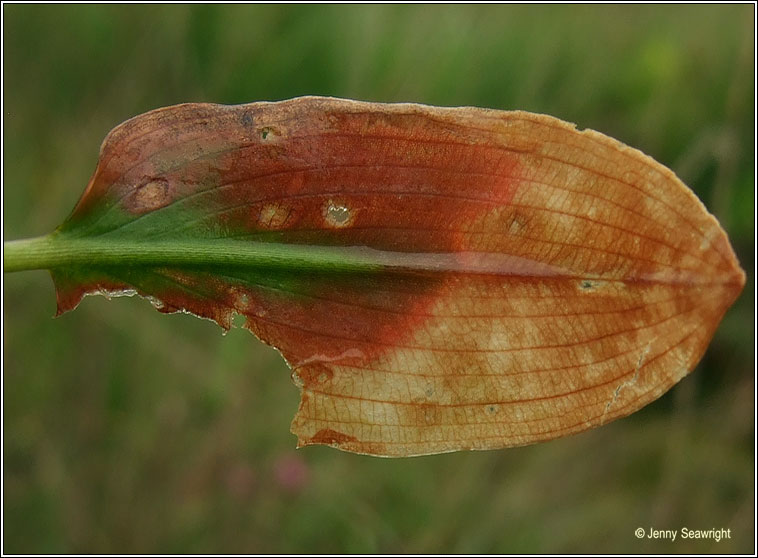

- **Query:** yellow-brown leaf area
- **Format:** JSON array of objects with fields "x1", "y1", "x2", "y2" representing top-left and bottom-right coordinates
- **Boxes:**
[
  {"x1": 289, "y1": 104, "x2": 744, "y2": 457},
  {"x1": 292, "y1": 277, "x2": 736, "y2": 456}
]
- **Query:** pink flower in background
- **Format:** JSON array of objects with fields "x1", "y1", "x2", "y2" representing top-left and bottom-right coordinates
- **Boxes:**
[{"x1": 273, "y1": 454, "x2": 310, "y2": 493}]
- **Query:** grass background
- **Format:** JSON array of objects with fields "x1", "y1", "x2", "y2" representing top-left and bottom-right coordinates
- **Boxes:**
[{"x1": 2, "y1": 4, "x2": 754, "y2": 553}]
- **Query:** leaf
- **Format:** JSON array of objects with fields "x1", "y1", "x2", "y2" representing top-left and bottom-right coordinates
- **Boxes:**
[{"x1": 8, "y1": 96, "x2": 745, "y2": 457}]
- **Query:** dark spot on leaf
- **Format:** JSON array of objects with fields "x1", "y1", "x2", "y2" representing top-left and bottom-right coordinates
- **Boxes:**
[
  {"x1": 309, "y1": 428, "x2": 358, "y2": 446},
  {"x1": 240, "y1": 112, "x2": 255, "y2": 128},
  {"x1": 505, "y1": 210, "x2": 527, "y2": 235}
]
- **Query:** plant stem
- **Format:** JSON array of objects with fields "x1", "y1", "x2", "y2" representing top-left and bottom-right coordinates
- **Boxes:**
[
  {"x1": 3, "y1": 234, "x2": 391, "y2": 274},
  {"x1": 3, "y1": 235, "x2": 582, "y2": 277}
]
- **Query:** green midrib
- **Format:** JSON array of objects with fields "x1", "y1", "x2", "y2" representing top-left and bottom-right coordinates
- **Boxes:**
[
  {"x1": 2, "y1": 235, "x2": 386, "y2": 274},
  {"x1": 3, "y1": 234, "x2": 741, "y2": 287}
]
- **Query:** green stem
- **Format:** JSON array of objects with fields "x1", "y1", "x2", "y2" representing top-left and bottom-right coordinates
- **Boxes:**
[
  {"x1": 3, "y1": 234, "x2": 389, "y2": 274},
  {"x1": 4, "y1": 234, "x2": 568, "y2": 278}
]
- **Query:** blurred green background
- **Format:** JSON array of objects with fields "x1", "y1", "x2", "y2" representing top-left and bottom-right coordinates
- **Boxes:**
[{"x1": 2, "y1": 4, "x2": 754, "y2": 554}]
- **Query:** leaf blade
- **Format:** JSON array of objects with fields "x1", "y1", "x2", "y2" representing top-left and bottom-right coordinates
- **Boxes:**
[{"x1": 43, "y1": 96, "x2": 744, "y2": 456}]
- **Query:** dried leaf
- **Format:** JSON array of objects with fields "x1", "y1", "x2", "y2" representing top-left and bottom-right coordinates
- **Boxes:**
[{"x1": 16, "y1": 97, "x2": 747, "y2": 456}]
